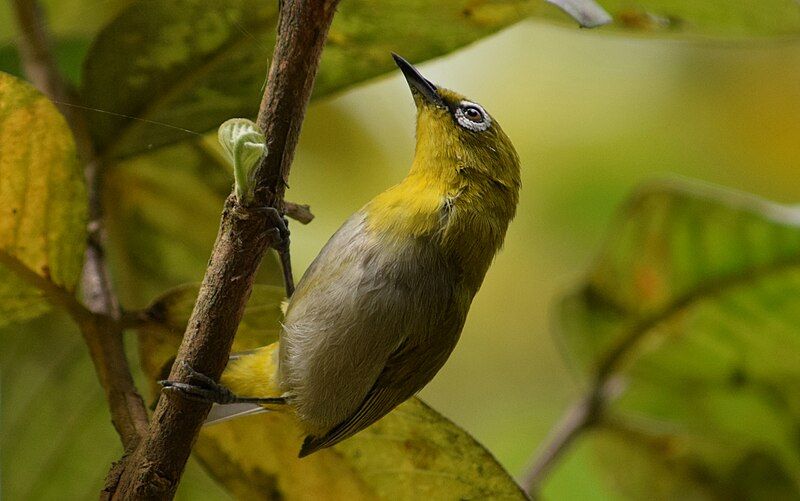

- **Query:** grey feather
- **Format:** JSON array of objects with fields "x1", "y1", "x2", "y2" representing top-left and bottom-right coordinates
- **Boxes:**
[
  {"x1": 274, "y1": 90, "x2": 520, "y2": 454},
  {"x1": 277, "y1": 211, "x2": 466, "y2": 448},
  {"x1": 204, "y1": 402, "x2": 268, "y2": 425},
  {"x1": 298, "y1": 329, "x2": 461, "y2": 456}
]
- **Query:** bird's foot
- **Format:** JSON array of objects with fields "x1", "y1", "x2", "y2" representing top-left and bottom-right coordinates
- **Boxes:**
[
  {"x1": 160, "y1": 362, "x2": 286, "y2": 406},
  {"x1": 250, "y1": 205, "x2": 290, "y2": 252},
  {"x1": 248, "y1": 205, "x2": 295, "y2": 297},
  {"x1": 160, "y1": 362, "x2": 237, "y2": 404}
]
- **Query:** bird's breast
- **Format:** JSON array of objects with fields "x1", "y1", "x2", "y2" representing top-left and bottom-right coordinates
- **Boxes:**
[{"x1": 277, "y1": 212, "x2": 468, "y2": 432}]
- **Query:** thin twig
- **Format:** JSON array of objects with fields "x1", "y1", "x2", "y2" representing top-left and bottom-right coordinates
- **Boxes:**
[
  {"x1": 520, "y1": 390, "x2": 603, "y2": 492},
  {"x1": 284, "y1": 200, "x2": 314, "y2": 224},
  {"x1": 10, "y1": 0, "x2": 148, "y2": 448},
  {"x1": 104, "y1": 1, "x2": 340, "y2": 498},
  {"x1": 10, "y1": 0, "x2": 70, "y2": 112}
]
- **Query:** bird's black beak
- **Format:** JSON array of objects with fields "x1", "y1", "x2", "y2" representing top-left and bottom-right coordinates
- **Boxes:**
[{"x1": 392, "y1": 53, "x2": 444, "y2": 108}]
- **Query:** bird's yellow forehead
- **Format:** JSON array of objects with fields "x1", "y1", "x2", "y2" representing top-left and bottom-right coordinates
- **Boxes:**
[{"x1": 436, "y1": 87, "x2": 468, "y2": 106}]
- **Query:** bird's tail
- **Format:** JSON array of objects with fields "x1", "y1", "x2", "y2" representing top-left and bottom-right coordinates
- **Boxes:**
[{"x1": 205, "y1": 402, "x2": 268, "y2": 425}]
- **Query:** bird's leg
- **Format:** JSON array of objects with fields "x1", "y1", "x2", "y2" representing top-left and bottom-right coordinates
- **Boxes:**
[
  {"x1": 248, "y1": 205, "x2": 295, "y2": 297},
  {"x1": 160, "y1": 362, "x2": 287, "y2": 406}
]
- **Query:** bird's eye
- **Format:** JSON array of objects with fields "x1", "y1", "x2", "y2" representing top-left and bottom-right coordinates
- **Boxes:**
[
  {"x1": 463, "y1": 106, "x2": 483, "y2": 122},
  {"x1": 455, "y1": 101, "x2": 492, "y2": 132}
]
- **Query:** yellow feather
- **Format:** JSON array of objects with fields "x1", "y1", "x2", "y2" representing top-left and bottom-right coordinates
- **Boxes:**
[
  {"x1": 221, "y1": 345, "x2": 280, "y2": 398},
  {"x1": 364, "y1": 87, "x2": 520, "y2": 281}
]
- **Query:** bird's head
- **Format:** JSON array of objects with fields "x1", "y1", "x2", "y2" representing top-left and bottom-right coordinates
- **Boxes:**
[{"x1": 392, "y1": 53, "x2": 520, "y2": 192}]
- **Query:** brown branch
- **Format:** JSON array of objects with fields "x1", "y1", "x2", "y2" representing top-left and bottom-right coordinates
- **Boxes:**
[
  {"x1": 284, "y1": 200, "x2": 315, "y2": 224},
  {"x1": 104, "y1": 1, "x2": 340, "y2": 498},
  {"x1": 10, "y1": 0, "x2": 70, "y2": 111},
  {"x1": 519, "y1": 389, "x2": 605, "y2": 493},
  {"x1": 11, "y1": 0, "x2": 148, "y2": 448},
  {"x1": 521, "y1": 254, "x2": 800, "y2": 496}
]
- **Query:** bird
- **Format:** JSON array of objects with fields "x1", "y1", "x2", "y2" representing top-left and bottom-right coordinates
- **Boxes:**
[{"x1": 162, "y1": 53, "x2": 521, "y2": 458}]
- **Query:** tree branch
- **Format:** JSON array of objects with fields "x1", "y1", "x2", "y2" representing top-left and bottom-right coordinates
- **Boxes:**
[
  {"x1": 104, "y1": 1, "x2": 340, "y2": 498},
  {"x1": 11, "y1": 0, "x2": 148, "y2": 449},
  {"x1": 284, "y1": 200, "x2": 315, "y2": 224},
  {"x1": 519, "y1": 389, "x2": 604, "y2": 494},
  {"x1": 10, "y1": 0, "x2": 70, "y2": 110}
]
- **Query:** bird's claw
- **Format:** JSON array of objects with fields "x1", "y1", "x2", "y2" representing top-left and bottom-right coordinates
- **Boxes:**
[
  {"x1": 249, "y1": 206, "x2": 290, "y2": 251},
  {"x1": 159, "y1": 361, "x2": 237, "y2": 404}
]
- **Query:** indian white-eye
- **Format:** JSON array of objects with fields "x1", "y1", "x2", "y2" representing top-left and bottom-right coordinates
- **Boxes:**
[{"x1": 168, "y1": 54, "x2": 521, "y2": 457}]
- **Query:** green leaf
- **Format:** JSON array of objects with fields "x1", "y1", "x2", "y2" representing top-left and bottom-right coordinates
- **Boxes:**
[
  {"x1": 0, "y1": 314, "x2": 124, "y2": 499},
  {"x1": 139, "y1": 323, "x2": 526, "y2": 500},
  {"x1": 80, "y1": 0, "x2": 800, "y2": 160},
  {"x1": 0, "y1": 0, "x2": 131, "y2": 45},
  {"x1": 589, "y1": 423, "x2": 799, "y2": 500},
  {"x1": 0, "y1": 0, "x2": 130, "y2": 85},
  {"x1": 559, "y1": 179, "x2": 800, "y2": 497},
  {"x1": 0, "y1": 72, "x2": 86, "y2": 326},
  {"x1": 195, "y1": 384, "x2": 528, "y2": 500},
  {"x1": 0, "y1": 37, "x2": 92, "y2": 86},
  {"x1": 0, "y1": 313, "x2": 232, "y2": 500},
  {"x1": 594, "y1": 1, "x2": 800, "y2": 36},
  {"x1": 81, "y1": 0, "x2": 537, "y2": 159}
]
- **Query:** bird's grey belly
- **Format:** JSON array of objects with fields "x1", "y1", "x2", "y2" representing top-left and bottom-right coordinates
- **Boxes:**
[{"x1": 276, "y1": 214, "x2": 466, "y2": 434}]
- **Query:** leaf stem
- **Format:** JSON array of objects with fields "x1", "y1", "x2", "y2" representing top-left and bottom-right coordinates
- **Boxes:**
[
  {"x1": 103, "y1": 1, "x2": 341, "y2": 498},
  {"x1": 10, "y1": 0, "x2": 149, "y2": 448}
]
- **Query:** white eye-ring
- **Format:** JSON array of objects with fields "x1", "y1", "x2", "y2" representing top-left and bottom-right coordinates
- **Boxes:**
[{"x1": 454, "y1": 101, "x2": 491, "y2": 132}]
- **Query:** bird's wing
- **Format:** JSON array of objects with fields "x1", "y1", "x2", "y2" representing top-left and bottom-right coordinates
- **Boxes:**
[{"x1": 298, "y1": 340, "x2": 444, "y2": 457}]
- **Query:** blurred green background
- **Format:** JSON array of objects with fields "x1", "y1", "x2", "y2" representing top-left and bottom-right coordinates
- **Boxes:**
[{"x1": 3, "y1": 3, "x2": 800, "y2": 499}]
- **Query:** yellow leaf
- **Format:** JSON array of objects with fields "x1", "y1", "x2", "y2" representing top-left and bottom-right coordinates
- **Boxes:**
[{"x1": 0, "y1": 72, "x2": 86, "y2": 326}]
